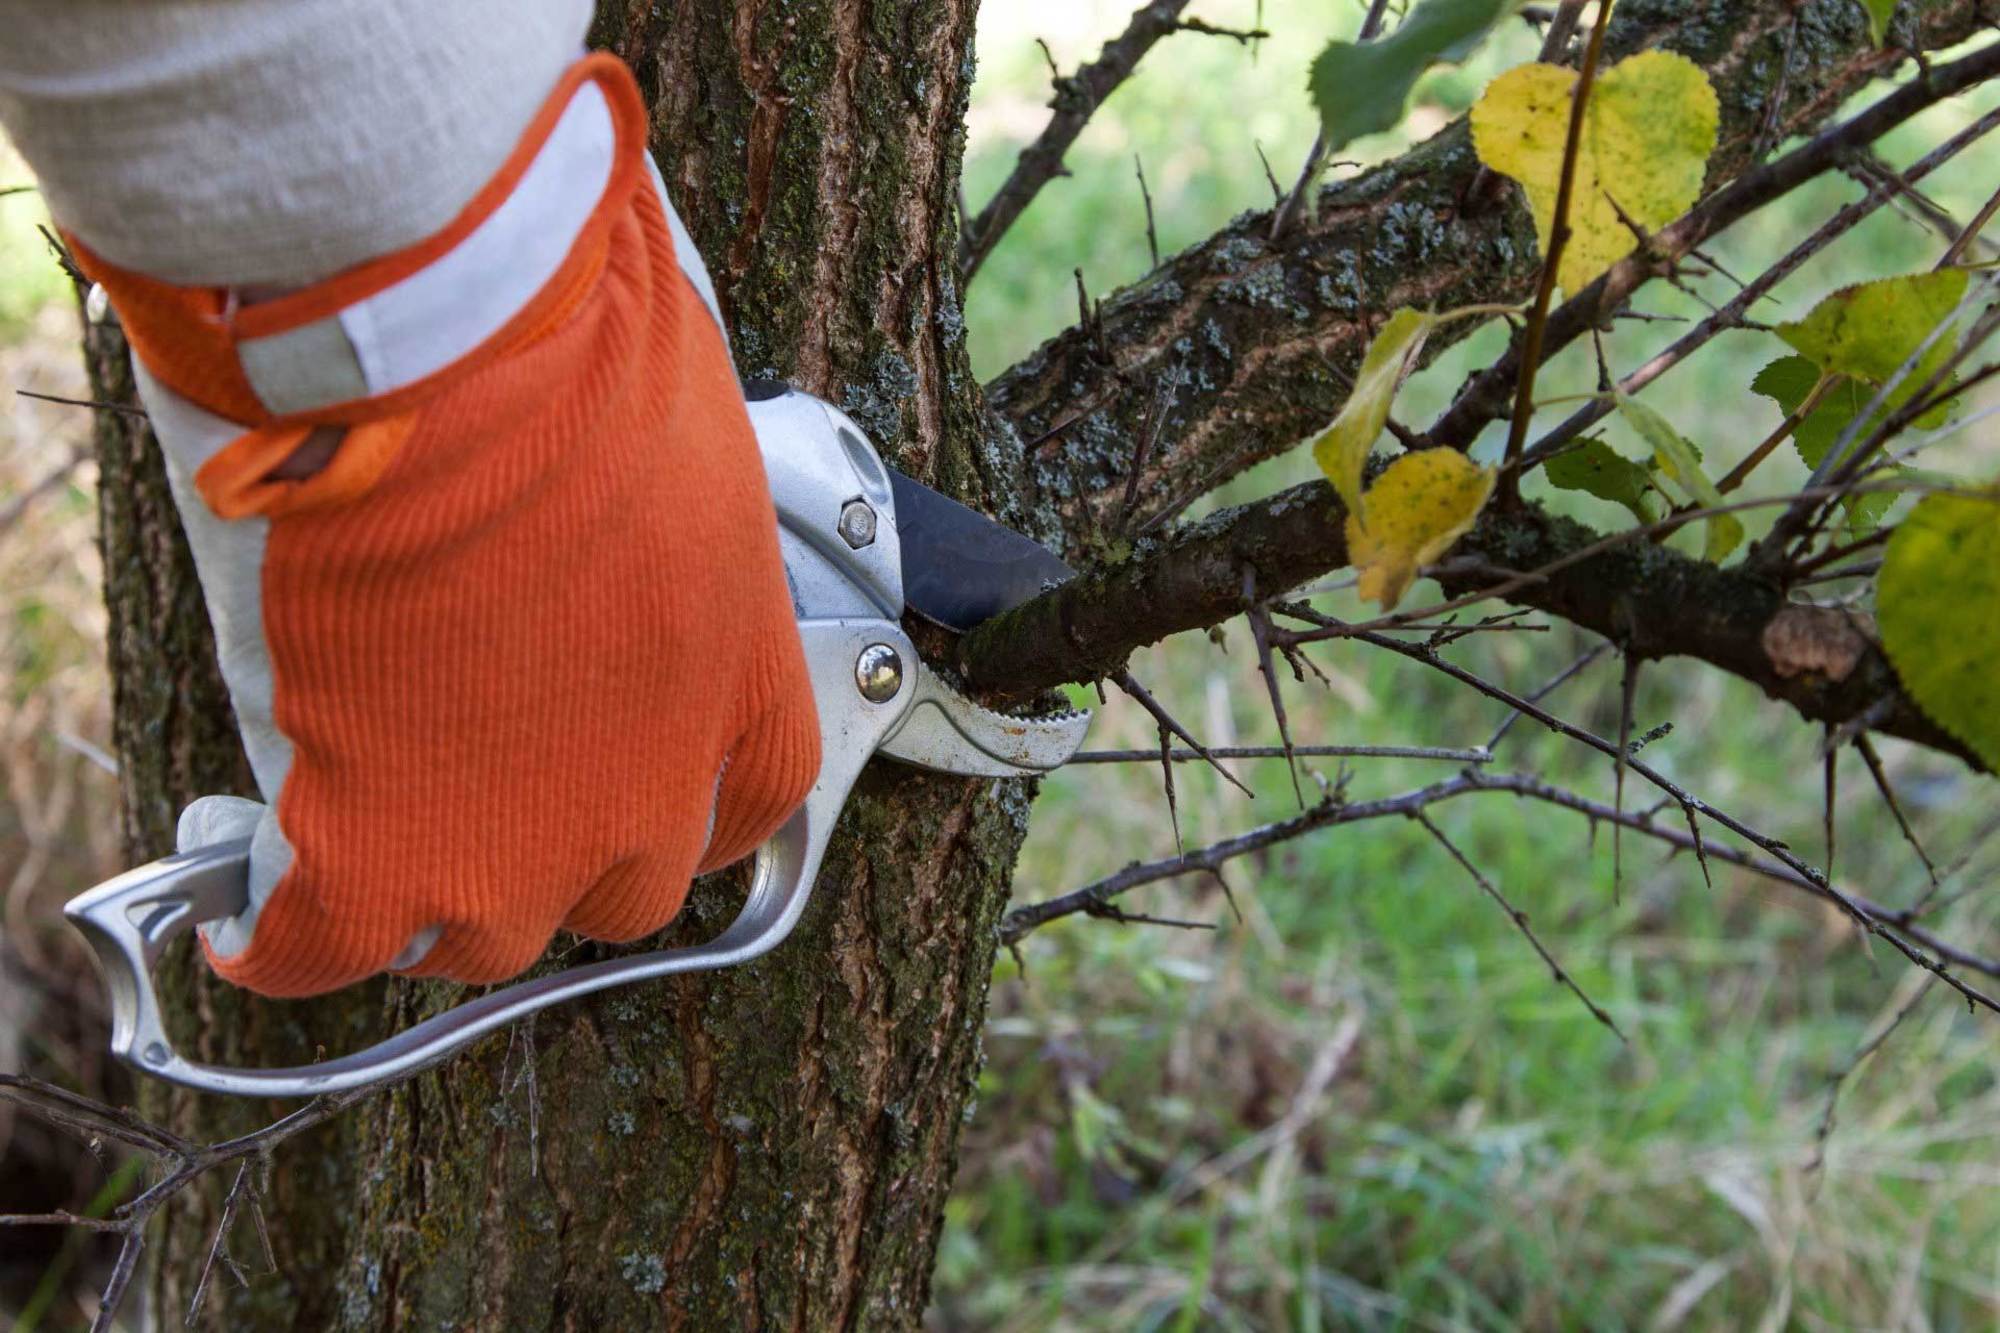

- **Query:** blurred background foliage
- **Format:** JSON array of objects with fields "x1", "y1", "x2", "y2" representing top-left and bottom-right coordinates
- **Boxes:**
[{"x1": 2, "y1": 1, "x2": 1998, "y2": 1328}]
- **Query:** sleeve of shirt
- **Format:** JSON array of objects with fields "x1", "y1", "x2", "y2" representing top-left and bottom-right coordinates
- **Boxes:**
[{"x1": 0, "y1": 0, "x2": 594, "y2": 288}]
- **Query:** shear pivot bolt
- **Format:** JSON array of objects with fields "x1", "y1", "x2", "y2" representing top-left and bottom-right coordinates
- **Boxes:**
[
  {"x1": 838, "y1": 499, "x2": 877, "y2": 549},
  {"x1": 855, "y1": 643, "x2": 903, "y2": 703}
]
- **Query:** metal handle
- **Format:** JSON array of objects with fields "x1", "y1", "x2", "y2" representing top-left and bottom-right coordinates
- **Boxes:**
[{"x1": 63, "y1": 618, "x2": 911, "y2": 1099}]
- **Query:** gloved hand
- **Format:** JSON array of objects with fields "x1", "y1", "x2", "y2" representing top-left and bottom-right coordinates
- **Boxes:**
[{"x1": 67, "y1": 55, "x2": 821, "y2": 997}]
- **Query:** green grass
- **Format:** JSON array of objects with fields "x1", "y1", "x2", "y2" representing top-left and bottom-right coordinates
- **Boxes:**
[{"x1": 940, "y1": 4, "x2": 2000, "y2": 1328}]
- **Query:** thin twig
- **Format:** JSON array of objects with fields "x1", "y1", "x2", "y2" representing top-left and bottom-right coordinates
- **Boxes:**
[
  {"x1": 16, "y1": 387, "x2": 149, "y2": 420},
  {"x1": 1804, "y1": 978, "x2": 1932, "y2": 1178},
  {"x1": 1853, "y1": 734, "x2": 1940, "y2": 890},
  {"x1": 1276, "y1": 612, "x2": 2000, "y2": 1011},
  {"x1": 1434, "y1": 51, "x2": 2000, "y2": 457},
  {"x1": 1112, "y1": 669, "x2": 1253, "y2": 797},
  {"x1": 1070, "y1": 744, "x2": 1493, "y2": 765},
  {"x1": 1134, "y1": 154, "x2": 1160, "y2": 270},
  {"x1": 964, "y1": 0, "x2": 1197, "y2": 281},
  {"x1": 1484, "y1": 641, "x2": 1614, "y2": 750},
  {"x1": 1413, "y1": 810, "x2": 1626, "y2": 1039},
  {"x1": 1613, "y1": 652, "x2": 1642, "y2": 903},
  {"x1": 1269, "y1": 0, "x2": 1393, "y2": 241}
]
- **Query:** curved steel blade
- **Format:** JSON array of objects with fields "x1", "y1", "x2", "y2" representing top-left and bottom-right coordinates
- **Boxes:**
[
  {"x1": 879, "y1": 660, "x2": 1089, "y2": 778},
  {"x1": 890, "y1": 470, "x2": 1073, "y2": 632}
]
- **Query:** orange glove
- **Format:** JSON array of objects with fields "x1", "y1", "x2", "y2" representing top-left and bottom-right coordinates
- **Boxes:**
[{"x1": 71, "y1": 55, "x2": 820, "y2": 997}]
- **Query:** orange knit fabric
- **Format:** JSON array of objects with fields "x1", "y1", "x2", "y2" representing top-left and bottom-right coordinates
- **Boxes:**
[{"x1": 78, "y1": 57, "x2": 820, "y2": 996}]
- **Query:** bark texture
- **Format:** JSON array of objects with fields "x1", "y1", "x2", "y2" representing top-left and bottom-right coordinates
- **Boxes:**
[{"x1": 92, "y1": 3, "x2": 1020, "y2": 1328}]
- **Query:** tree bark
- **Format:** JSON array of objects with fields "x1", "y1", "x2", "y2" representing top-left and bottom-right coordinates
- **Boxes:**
[
  {"x1": 86, "y1": 2, "x2": 1019, "y2": 1327},
  {"x1": 76, "y1": 0, "x2": 1993, "y2": 1327}
]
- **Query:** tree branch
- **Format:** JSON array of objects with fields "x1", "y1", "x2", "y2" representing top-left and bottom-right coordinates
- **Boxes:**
[
  {"x1": 1000, "y1": 766, "x2": 2000, "y2": 1000},
  {"x1": 962, "y1": 0, "x2": 1195, "y2": 283},
  {"x1": 984, "y1": 0, "x2": 1989, "y2": 550},
  {"x1": 957, "y1": 478, "x2": 1977, "y2": 769},
  {"x1": 1429, "y1": 32, "x2": 2000, "y2": 454}
]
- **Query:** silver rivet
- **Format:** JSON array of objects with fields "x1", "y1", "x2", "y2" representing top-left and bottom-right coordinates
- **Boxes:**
[
  {"x1": 142, "y1": 1041, "x2": 169, "y2": 1066},
  {"x1": 855, "y1": 643, "x2": 903, "y2": 703},
  {"x1": 838, "y1": 499, "x2": 877, "y2": 549}
]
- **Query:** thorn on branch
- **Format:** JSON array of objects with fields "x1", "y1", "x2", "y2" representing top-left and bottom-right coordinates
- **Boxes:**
[
  {"x1": 1244, "y1": 570, "x2": 1304, "y2": 808},
  {"x1": 1074, "y1": 268, "x2": 1111, "y2": 364},
  {"x1": 1134, "y1": 153, "x2": 1161, "y2": 270},
  {"x1": 1853, "y1": 733, "x2": 1941, "y2": 891},
  {"x1": 1172, "y1": 17, "x2": 1269, "y2": 43},
  {"x1": 1034, "y1": 36, "x2": 1062, "y2": 84},
  {"x1": 38, "y1": 223, "x2": 87, "y2": 287},
  {"x1": 1613, "y1": 652, "x2": 1639, "y2": 904},
  {"x1": 1082, "y1": 900, "x2": 1215, "y2": 932},
  {"x1": 1112, "y1": 669, "x2": 1254, "y2": 799},
  {"x1": 1207, "y1": 867, "x2": 1244, "y2": 924},
  {"x1": 1254, "y1": 141, "x2": 1284, "y2": 204}
]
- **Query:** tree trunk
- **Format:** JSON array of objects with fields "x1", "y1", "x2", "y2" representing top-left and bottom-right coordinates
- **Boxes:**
[{"x1": 85, "y1": 3, "x2": 1014, "y2": 1326}]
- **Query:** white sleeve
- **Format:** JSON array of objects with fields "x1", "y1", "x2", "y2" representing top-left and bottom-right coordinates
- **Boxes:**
[{"x1": 0, "y1": 0, "x2": 594, "y2": 288}]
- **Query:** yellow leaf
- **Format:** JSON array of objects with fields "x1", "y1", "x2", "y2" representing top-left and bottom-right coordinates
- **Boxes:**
[
  {"x1": 1471, "y1": 50, "x2": 1719, "y2": 293},
  {"x1": 1345, "y1": 449, "x2": 1496, "y2": 609},
  {"x1": 1311, "y1": 309, "x2": 1436, "y2": 512},
  {"x1": 1877, "y1": 488, "x2": 2000, "y2": 770}
]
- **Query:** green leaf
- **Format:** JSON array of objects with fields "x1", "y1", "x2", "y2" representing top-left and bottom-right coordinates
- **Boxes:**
[
  {"x1": 1877, "y1": 488, "x2": 2000, "y2": 769},
  {"x1": 1750, "y1": 355, "x2": 1896, "y2": 533},
  {"x1": 1471, "y1": 51, "x2": 1719, "y2": 292},
  {"x1": 1310, "y1": 308, "x2": 1435, "y2": 512},
  {"x1": 1544, "y1": 437, "x2": 1658, "y2": 523},
  {"x1": 1615, "y1": 395, "x2": 1744, "y2": 562},
  {"x1": 1861, "y1": 0, "x2": 1898, "y2": 43},
  {"x1": 1309, "y1": 0, "x2": 1517, "y2": 155},
  {"x1": 1777, "y1": 269, "x2": 1970, "y2": 399},
  {"x1": 1346, "y1": 448, "x2": 1496, "y2": 609}
]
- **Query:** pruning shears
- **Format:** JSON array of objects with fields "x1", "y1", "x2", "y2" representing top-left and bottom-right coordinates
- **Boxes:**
[{"x1": 62, "y1": 383, "x2": 1089, "y2": 1098}]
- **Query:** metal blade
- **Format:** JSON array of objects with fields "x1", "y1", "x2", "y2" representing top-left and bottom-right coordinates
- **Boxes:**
[
  {"x1": 889, "y1": 470, "x2": 1074, "y2": 632},
  {"x1": 878, "y1": 660, "x2": 1091, "y2": 778}
]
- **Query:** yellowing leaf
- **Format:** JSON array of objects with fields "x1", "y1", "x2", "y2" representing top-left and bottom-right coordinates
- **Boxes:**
[
  {"x1": 1862, "y1": 0, "x2": 1898, "y2": 43},
  {"x1": 1311, "y1": 308, "x2": 1436, "y2": 511},
  {"x1": 1310, "y1": 0, "x2": 1517, "y2": 155},
  {"x1": 1615, "y1": 395, "x2": 1743, "y2": 562},
  {"x1": 1877, "y1": 488, "x2": 2000, "y2": 769},
  {"x1": 1345, "y1": 449, "x2": 1495, "y2": 609},
  {"x1": 1471, "y1": 51, "x2": 1719, "y2": 292},
  {"x1": 1777, "y1": 269, "x2": 1970, "y2": 398}
]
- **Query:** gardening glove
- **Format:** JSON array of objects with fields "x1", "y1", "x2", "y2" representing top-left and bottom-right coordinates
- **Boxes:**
[{"x1": 47, "y1": 53, "x2": 821, "y2": 998}]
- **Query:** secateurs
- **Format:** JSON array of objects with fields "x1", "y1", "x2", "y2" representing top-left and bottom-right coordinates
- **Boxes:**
[{"x1": 62, "y1": 384, "x2": 1089, "y2": 1098}]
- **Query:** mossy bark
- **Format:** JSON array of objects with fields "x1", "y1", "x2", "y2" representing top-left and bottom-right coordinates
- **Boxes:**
[{"x1": 85, "y1": 3, "x2": 1015, "y2": 1327}]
